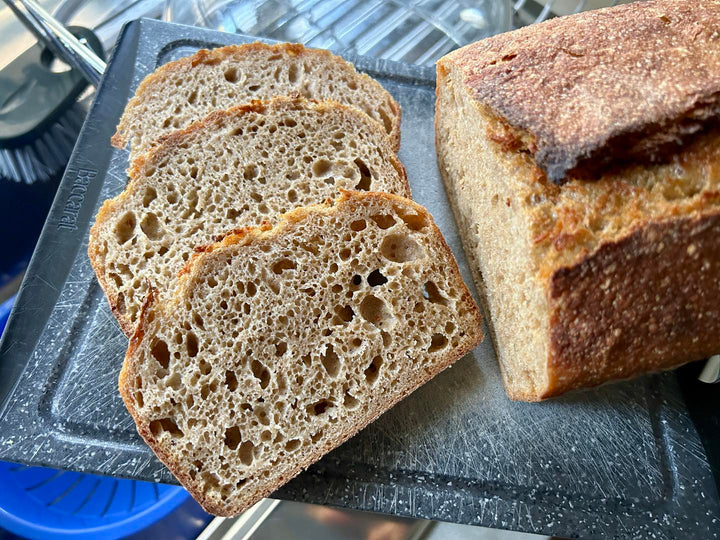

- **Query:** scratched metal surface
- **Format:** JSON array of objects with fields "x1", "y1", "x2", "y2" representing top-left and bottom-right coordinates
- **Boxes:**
[{"x1": 0, "y1": 19, "x2": 718, "y2": 539}]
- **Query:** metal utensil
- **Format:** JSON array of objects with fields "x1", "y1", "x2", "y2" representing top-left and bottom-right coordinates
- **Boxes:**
[{"x1": 3, "y1": 0, "x2": 106, "y2": 86}]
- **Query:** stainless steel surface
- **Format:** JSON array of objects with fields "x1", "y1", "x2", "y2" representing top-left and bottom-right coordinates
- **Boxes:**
[
  {"x1": 8, "y1": 0, "x2": 106, "y2": 85},
  {"x1": 197, "y1": 498, "x2": 553, "y2": 539},
  {"x1": 197, "y1": 500, "x2": 282, "y2": 540},
  {"x1": 164, "y1": 0, "x2": 512, "y2": 65}
]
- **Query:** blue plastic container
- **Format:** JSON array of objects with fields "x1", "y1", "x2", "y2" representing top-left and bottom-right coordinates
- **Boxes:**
[{"x1": 0, "y1": 462, "x2": 193, "y2": 539}]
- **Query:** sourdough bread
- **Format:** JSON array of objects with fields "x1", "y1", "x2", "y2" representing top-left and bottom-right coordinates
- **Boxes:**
[
  {"x1": 436, "y1": 0, "x2": 720, "y2": 400},
  {"x1": 119, "y1": 191, "x2": 483, "y2": 516},
  {"x1": 89, "y1": 98, "x2": 409, "y2": 335},
  {"x1": 112, "y1": 42, "x2": 401, "y2": 161}
]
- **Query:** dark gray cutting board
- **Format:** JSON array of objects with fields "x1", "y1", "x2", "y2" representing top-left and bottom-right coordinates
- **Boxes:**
[{"x1": 0, "y1": 19, "x2": 718, "y2": 539}]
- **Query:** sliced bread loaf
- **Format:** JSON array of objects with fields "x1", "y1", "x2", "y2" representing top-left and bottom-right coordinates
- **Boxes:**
[
  {"x1": 119, "y1": 190, "x2": 483, "y2": 516},
  {"x1": 89, "y1": 98, "x2": 409, "y2": 335},
  {"x1": 112, "y1": 42, "x2": 401, "y2": 161}
]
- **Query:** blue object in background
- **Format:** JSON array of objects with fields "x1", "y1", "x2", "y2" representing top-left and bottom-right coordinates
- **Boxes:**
[
  {"x1": 0, "y1": 298, "x2": 212, "y2": 539},
  {"x1": 0, "y1": 295, "x2": 13, "y2": 335}
]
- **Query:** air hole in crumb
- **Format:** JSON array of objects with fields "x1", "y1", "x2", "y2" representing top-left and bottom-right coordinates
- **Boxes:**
[
  {"x1": 429, "y1": 333, "x2": 448, "y2": 352},
  {"x1": 333, "y1": 305, "x2": 354, "y2": 324},
  {"x1": 272, "y1": 258, "x2": 296, "y2": 274},
  {"x1": 364, "y1": 356, "x2": 382, "y2": 385},
  {"x1": 239, "y1": 441, "x2": 255, "y2": 465},
  {"x1": 166, "y1": 373, "x2": 181, "y2": 390},
  {"x1": 142, "y1": 187, "x2": 157, "y2": 207},
  {"x1": 350, "y1": 219, "x2": 366, "y2": 232},
  {"x1": 186, "y1": 332, "x2": 199, "y2": 357},
  {"x1": 115, "y1": 212, "x2": 136, "y2": 244},
  {"x1": 359, "y1": 294, "x2": 394, "y2": 329},
  {"x1": 151, "y1": 340, "x2": 170, "y2": 369},
  {"x1": 379, "y1": 108, "x2": 393, "y2": 135},
  {"x1": 224, "y1": 426, "x2": 242, "y2": 450},
  {"x1": 320, "y1": 344, "x2": 340, "y2": 377},
  {"x1": 193, "y1": 312, "x2": 204, "y2": 329},
  {"x1": 251, "y1": 360, "x2": 271, "y2": 389},
  {"x1": 288, "y1": 64, "x2": 299, "y2": 83},
  {"x1": 445, "y1": 322, "x2": 456, "y2": 334},
  {"x1": 381, "y1": 331, "x2": 391, "y2": 346},
  {"x1": 343, "y1": 391, "x2": 359, "y2": 409},
  {"x1": 354, "y1": 158, "x2": 372, "y2": 190},
  {"x1": 423, "y1": 281, "x2": 449, "y2": 306},
  {"x1": 275, "y1": 341, "x2": 287, "y2": 356},
  {"x1": 380, "y1": 234, "x2": 423, "y2": 263},
  {"x1": 224, "y1": 67, "x2": 239, "y2": 82},
  {"x1": 225, "y1": 370, "x2": 238, "y2": 391},
  {"x1": 367, "y1": 269, "x2": 388, "y2": 287},
  {"x1": 255, "y1": 406, "x2": 270, "y2": 425},
  {"x1": 308, "y1": 399, "x2": 333, "y2": 416},
  {"x1": 352, "y1": 275, "x2": 362, "y2": 287},
  {"x1": 397, "y1": 210, "x2": 428, "y2": 231},
  {"x1": 149, "y1": 417, "x2": 183, "y2": 438},
  {"x1": 340, "y1": 248, "x2": 351, "y2": 260},
  {"x1": 285, "y1": 439, "x2": 301, "y2": 452},
  {"x1": 311, "y1": 431, "x2": 323, "y2": 443},
  {"x1": 244, "y1": 164, "x2": 259, "y2": 180},
  {"x1": 312, "y1": 159, "x2": 332, "y2": 177},
  {"x1": 199, "y1": 359, "x2": 211, "y2": 375},
  {"x1": 371, "y1": 214, "x2": 395, "y2": 229}
]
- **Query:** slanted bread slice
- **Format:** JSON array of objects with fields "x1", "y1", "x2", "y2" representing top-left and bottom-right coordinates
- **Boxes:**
[
  {"x1": 89, "y1": 98, "x2": 409, "y2": 335},
  {"x1": 112, "y1": 42, "x2": 402, "y2": 161},
  {"x1": 119, "y1": 191, "x2": 483, "y2": 516}
]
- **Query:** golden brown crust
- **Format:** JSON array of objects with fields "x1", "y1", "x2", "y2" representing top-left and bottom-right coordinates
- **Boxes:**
[
  {"x1": 544, "y1": 210, "x2": 720, "y2": 399},
  {"x1": 112, "y1": 42, "x2": 402, "y2": 152},
  {"x1": 441, "y1": 0, "x2": 720, "y2": 183},
  {"x1": 119, "y1": 190, "x2": 483, "y2": 515}
]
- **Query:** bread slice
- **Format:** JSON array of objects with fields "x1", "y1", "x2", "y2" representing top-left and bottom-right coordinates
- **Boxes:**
[
  {"x1": 119, "y1": 190, "x2": 483, "y2": 516},
  {"x1": 89, "y1": 98, "x2": 409, "y2": 335},
  {"x1": 435, "y1": 0, "x2": 720, "y2": 401},
  {"x1": 112, "y1": 42, "x2": 401, "y2": 161}
]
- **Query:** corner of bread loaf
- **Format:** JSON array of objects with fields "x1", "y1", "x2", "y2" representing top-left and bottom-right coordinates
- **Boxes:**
[{"x1": 545, "y1": 210, "x2": 720, "y2": 395}]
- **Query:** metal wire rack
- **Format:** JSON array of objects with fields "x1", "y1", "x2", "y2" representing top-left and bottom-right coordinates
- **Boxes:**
[{"x1": 165, "y1": 0, "x2": 629, "y2": 66}]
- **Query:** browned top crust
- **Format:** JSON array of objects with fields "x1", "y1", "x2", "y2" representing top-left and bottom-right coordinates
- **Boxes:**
[{"x1": 442, "y1": 0, "x2": 720, "y2": 184}]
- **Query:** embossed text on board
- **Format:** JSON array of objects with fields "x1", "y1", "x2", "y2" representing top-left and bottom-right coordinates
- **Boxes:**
[{"x1": 57, "y1": 168, "x2": 97, "y2": 232}]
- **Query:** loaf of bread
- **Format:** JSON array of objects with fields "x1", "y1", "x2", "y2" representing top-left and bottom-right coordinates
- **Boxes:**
[
  {"x1": 119, "y1": 191, "x2": 483, "y2": 516},
  {"x1": 90, "y1": 98, "x2": 409, "y2": 335},
  {"x1": 436, "y1": 0, "x2": 720, "y2": 400},
  {"x1": 112, "y1": 42, "x2": 401, "y2": 161}
]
